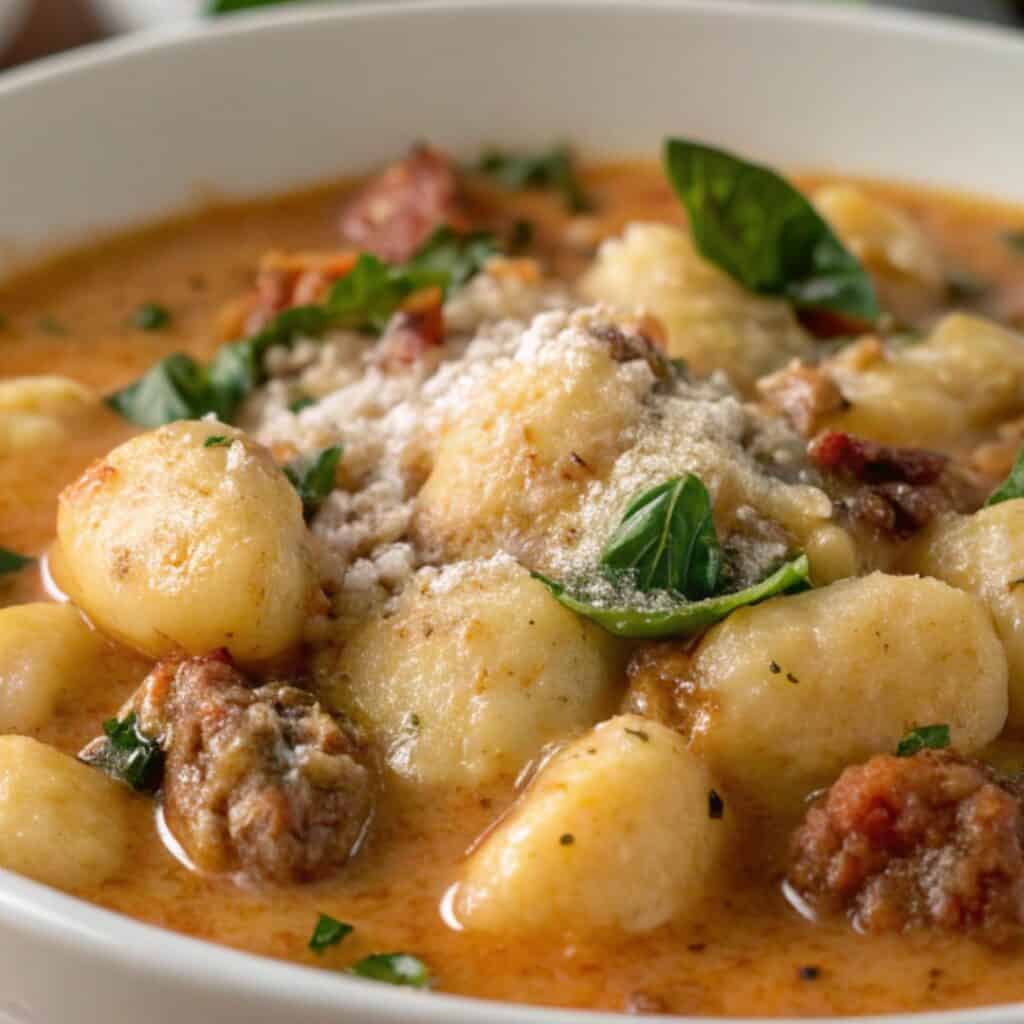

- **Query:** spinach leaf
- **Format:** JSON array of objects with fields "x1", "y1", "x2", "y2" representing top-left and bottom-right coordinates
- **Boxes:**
[
  {"x1": 478, "y1": 144, "x2": 591, "y2": 213},
  {"x1": 534, "y1": 555, "x2": 810, "y2": 639},
  {"x1": 132, "y1": 302, "x2": 172, "y2": 331},
  {"x1": 599, "y1": 475, "x2": 722, "y2": 599},
  {"x1": 663, "y1": 138, "x2": 879, "y2": 323},
  {"x1": 985, "y1": 442, "x2": 1024, "y2": 507},
  {"x1": 0, "y1": 548, "x2": 31, "y2": 576},
  {"x1": 348, "y1": 953, "x2": 431, "y2": 988},
  {"x1": 284, "y1": 446, "x2": 342, "y2": 520},
  {"x1": 106, "y1": 230, "x2": 492, "y2": 429},
  {"x1": 83, "y1": 713, "x2": 164, "y2": 793},
  {"x1": 308, "y1": 914, "x2": 353, "y2": 954},
  {"x1": 896, "y1": 724, "x2": 950, "y2": 758}
]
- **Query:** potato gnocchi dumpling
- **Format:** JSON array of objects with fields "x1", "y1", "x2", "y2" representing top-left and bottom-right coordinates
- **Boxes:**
[
  {"x1": 814, "y1": 185, "x2": 945, "y2": 323},
  {"x1": 455, "y1": 715, "x2": 730, "y2": 934},
  {"x1": 328, "y1": 558, "x2": 625, "y2": 786},
  {"x1": 904, "y1": 501, "x2": 1024, "y2": 732},
  {"x1": 414, "y1": 317, "x2": 650, "y2": 562},
  {"x1": 0, "y1": 603, "x2": 103, "y2": 734},
  {"x1": 0, "y1": 736, "x2": 131, "y2": 892},
  {"x1": 57, "y1": 420, "x2": 316, "y2": 663},
  {"x1": 675, "y1": 573, "x2": 1007, "y2": 818},
  {"x1": 581, "y1": 223, "x2": 815, "y2": 392},
  {"x1": 0, "y1": 375, "x2": 97, "y2": 455},
  {"x1": 822, "y1": 315, "x2": 1024, "y2": 448}
]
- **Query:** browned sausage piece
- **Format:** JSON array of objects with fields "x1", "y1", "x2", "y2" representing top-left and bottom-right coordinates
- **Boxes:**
[
  {"x1": 787, "y1": 750, "x2": 1024, "y2": 940},
  {"x1": 338, "y1": 144, "x2": 470, "y2": 263},
  {"x1": 132, "y1": 652, "x2": 372, "y2": 884}
]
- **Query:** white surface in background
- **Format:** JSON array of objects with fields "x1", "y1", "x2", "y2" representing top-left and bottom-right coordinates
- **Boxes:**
[{"x1": 91, "y1": 0, "x2": 202, "y2": 32}]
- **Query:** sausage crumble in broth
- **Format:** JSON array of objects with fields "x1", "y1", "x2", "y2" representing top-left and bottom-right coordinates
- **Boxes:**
[{"x1": 5, "y1": 141, "x2": 1024, "y2": 1017}]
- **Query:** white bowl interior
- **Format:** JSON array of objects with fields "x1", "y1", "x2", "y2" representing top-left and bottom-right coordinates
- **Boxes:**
[{"x1": 2, "y1": 3, "x2": 1024, "y2": 1023}]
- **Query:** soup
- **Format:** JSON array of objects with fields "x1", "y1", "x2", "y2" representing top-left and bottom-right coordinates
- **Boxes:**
[{"x1": 3, "y1": 141, "x2": 1024, "y2": 1017}]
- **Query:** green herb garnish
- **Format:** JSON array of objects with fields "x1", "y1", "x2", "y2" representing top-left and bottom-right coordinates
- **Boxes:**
[
  {"x1": 132, "y1": 302, "x2": 172, "y2": 331},
  {"x1": 106, "y1": 230, "x2": 496, "y2": 428},
  {"x1": 36, "y1": 314, "x2": 67, "y2": 335},
  {"x1": 85, "y1": 713, "x2": 164, "y2": 792},
  {"x1": 534, "y1": 473, "x2": 809, "y2": 639},
  {"x1": 0, "y1": 548, "x2": 31, "y2": 577},
  {"x1": 203, "y1": 435, "x2": 231, "y2": 448},
  {"x1": 479, "y1": 144, "x2": 592, "y2": 213},
  {"x1": 206, "y1": 0, "x2": 308, "y2": 13},
  {"x1": 985, "y1": 442, "x2": 1024, "y2": 507},
  {"x1": 896, "y1": 724, "x2": 951, "y2": 758},
  {"x1": 284, "y1": 446, "x2": 342, "y2": 520},
  {"x1": 663, "y1": 138, "x2": 879, "y2": 324},
  {"x1": 348, "y1": 953, "x2": 431, "y2": 988},
  {"x1": 1003, "y1": 230, "x2": 1024, "y2": 254},
  {"x1": 600, "y1": 476, "x2": 722, "y2": 599},
  {"x1": 308, "y1": 913, "x2": 353, "y2": 954},
  {"x1": 289, "y1": 394, "x2": 316, "y2": 414}
]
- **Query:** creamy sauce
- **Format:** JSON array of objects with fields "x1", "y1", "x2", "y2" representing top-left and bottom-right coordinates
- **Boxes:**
[{"x1": 4, "y1": 162, "x2": 1024, "y2": 1016}]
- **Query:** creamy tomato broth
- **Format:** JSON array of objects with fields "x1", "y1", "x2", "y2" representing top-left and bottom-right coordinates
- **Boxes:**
[{"x1": 4, "y1": 144, "x2": 1024, "y2": 1017}]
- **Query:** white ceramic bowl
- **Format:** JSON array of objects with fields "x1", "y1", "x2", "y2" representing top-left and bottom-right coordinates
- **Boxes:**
[{"x1": 3, "y1": 3, "x2": 1024, "y2": 1022}]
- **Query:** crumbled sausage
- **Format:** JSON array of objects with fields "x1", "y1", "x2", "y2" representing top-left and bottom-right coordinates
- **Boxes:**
[
  {"x1": 757, "y1": 361, "x2": 848, "y2": 437},
  {"x1": 339, "y1": 144, "x2": 470, "y2": 263},
  {"x1": 787, "y1": 750, "x2": 1024, "y2": 940},
  {"x1": 375, "y1": 285, "x2": 446, "y2": 370},
  {"x1": 809, "y1": 430, "x2": 977, "y2": 537},
  {"x1": 130, "y1": 652, "x2": 372, "y2": 883}
]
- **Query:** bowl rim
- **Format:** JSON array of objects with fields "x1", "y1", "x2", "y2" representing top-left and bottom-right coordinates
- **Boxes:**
[{"x1": 3, "y1": 3, "x2": 1024, "y2": 1022}]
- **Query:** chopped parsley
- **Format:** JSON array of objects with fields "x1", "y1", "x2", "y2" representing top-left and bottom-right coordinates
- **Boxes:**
[
  {"x1": 985, "y1": 441, "x2": 1024, "y2": 507},
  {"x1": 348, "y1": 953, "x2": 431, "y2": 988},
  {"x1": 36, "y1": 314, "x2": 67, "y2": 335},
  {"x1": 83, "y1": 713, "x2": 164, "y2": 792},
  {"x1": 769, "y1": 661, "x2": 782, "y2": 675},
  {"x1": 896, "y1": 724, "x2": 951, "y2": 758},
  {"x1": 559, "y1": 833, "x2": 575, "y2": 846},
  {"x1": 708, "y1": 790, "x2": 725, "y2": 820},
  {"x1": 663, "y1": 138, "x2": 879, "y2": 325},
  {"x1": 308, "y1": 913, "x2": 353, "y2": 954},
  {"x1": 624, "y1": 727, "x2": 650, "y2": 742},
  {"x1": 289, "y1": 394, "x2": 316, "y2": 414},
  {"x1": 534, "y1": 474, "x2": 809, "y2": 639},
  {"x1": 203, "y1": 435, "x2": 231, "y2": 448},
  {"x1": 132, "y1": 302, "x2": 172, "y2": 331},
  {"x1": 0, "y1": 547, "x2": 31, "y2": 577},
  {"x1": 1003, "y1": 230, "x2": 1024, "y2": 254},
  {"x1": 478, "y1": 144, "x2": 592, "y2": 213},
  {"x1": 283, "y1": 446, "x2": 342, "y2": 521}
]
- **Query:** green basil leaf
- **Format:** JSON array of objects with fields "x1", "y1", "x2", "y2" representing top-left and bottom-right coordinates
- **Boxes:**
[
  {"x1": 106, "y1": 353, "x2": 215, "y2": 427},
  {"x1": 82, "y1": 713, "x2": 164, "y2": 793},
  {"x1": 600, "y1": 475, "x2": 722, "y2": 599},
  {"x1": 284, "y1": 446, "x2": 343, "y2": 520},
  {"x1": 896, "y1": 724, "x2": 950, "y2": 758},
  {"x1": 206, "y1": 0, "x2": 308, "y2": 13},
  {"x1": 0, "y1": 548, "x2": 31, "y2": 576},
  {"x1": 478, "y1": 144, "x2": 592, "y2": 213},
  {"x1": 407, "y1": 226, "x2": 499, "y2": 294},
  {"x1": 308, "y1": 913, "x2": 353, "y2": 954},
  {"x1": 985, "y1": 442, "x2": 1024, "y2": 507},
  {"x1": 534, "y1": 555, "x2": 810, "y2": 639},
  {"x1": 663, "y1": 138, "x2": 879, "y2": 323},
  {"x1": 132, "y1": 302, "x2": 172, "y2": 331},
  {"x1": 347, "y1": 953, "x2": 431, "y2": 988}
]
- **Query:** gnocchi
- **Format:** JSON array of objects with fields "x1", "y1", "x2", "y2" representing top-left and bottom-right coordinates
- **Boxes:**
[
  {"x1": 662, "y1": 573, "x2": 1007, "y2": 818},
  {"x1": 56, "y1": 420, "x2": 316, "y2": 663},
  {"x1": 0, "y1": 603, "x2": 103, "y2": 734},
  {"x1": 0, "y1": 376, "x2": 97, "y2": 455},
  {"x1": 327, "y1": 557, "x2": 625, "y2": 786},
  {"x1": 0, "y1": 736, "x2": 131, "y2": 892},
  {"x1": 455, "y1": 715, "x2": 730, "y2": 934}
]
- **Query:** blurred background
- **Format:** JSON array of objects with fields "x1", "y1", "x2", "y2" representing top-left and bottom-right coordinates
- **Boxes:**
[{"x1": 2, "y1": 0, "x2": 1024, "y2": 70}]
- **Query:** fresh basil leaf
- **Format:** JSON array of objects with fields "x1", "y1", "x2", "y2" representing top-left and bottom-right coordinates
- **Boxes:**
[
  {"x1": 83, "y1": 713, "x2": 164, "y2": 793},
  {"x1": 407, "y1": 227, "x2": 499, "y2": 294},
  {"x1": 478, "y1": 144, "x2": 591, "y2": 213},
  {"x1": 106, "y1": 353, "x2": 214, "y2": 427},
  {"x1": 663, "y1": 138, "x2": 879, "y2": 323},
  {"x1": 1003, "y1": 230, "x2": 1024, "y2": 254},
  {"x1": 534, "y1": 554, "x2": 810, "y2": 640},
  {"x1": 284, "y1": 446, "x2": 342, "y2": 520},
  {"x1": 985, "y1": 442, "x2": 1024, "y2": 507},
  {"x1": 0, "y1": 548, "x2": 31, "y2": 576},
  {"x1": 289, "y1": 394, "x2": 316, "y2": 414},
  {"x1": 347, "y1": 953, "x2": 431, "y2": 988},
  {"x1": 132, "y1": 302, "x2": 172, "y2": 331},
  {"x1": 600, "y1": 475, "x2": 722, "y2": 599},
  {"x1": 204, "y1": 435, "x2": 231, "y2": 448},
  {"x1": 896, "y1": 724, "x2": 950, "y2": 758},
  {"x1": 308, "y1": 913, "x2": 353, "y2": 954}
]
